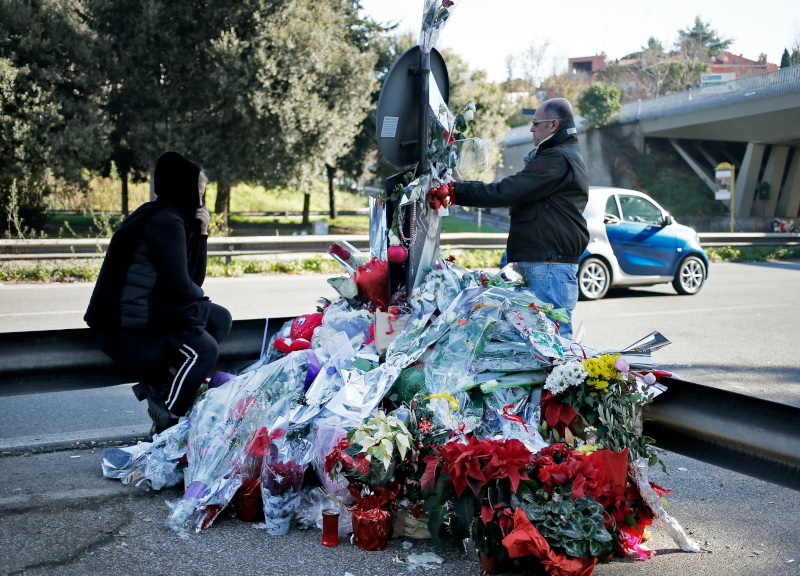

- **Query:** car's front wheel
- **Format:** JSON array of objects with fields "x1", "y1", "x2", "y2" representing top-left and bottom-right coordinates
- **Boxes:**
[
  {"x1": 578, "y1": 257, "x2": 610, "y2": 300},
  {"x1": 672, "y1": 255, "x2": 706, "y2": 295}
]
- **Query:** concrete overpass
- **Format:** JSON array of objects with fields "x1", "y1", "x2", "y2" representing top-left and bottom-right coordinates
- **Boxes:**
[{"x1": 621, "y1": 65, "x2": 800, "y2": 219}]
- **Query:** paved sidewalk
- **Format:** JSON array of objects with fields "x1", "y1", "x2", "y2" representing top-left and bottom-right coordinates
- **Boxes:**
[{"x1": 1, "y1": 448, "x2": 798, "y2": 576}]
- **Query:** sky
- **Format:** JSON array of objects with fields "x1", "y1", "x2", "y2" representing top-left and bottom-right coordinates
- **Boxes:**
[{"x1": 359, "y1": 0, "x2": 799, "y2": 83}]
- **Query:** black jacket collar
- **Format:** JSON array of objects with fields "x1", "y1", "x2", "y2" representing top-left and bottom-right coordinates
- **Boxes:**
[{"x1": 537, "y1": 121, "x2": 577, "y2": 153}]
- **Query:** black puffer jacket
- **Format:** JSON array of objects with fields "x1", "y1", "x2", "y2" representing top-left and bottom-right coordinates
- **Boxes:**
[
  {"x1": 454, "y1": 123, "x2": 589, "y2": 264},
  {"x1": 84, "y1": 151, "x2": 210, "y2": 333}
]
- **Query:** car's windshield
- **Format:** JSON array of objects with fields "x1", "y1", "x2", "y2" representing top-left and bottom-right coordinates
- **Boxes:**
[{"x1": 618, "y1": 194, "x2": 663, "y2": 226}]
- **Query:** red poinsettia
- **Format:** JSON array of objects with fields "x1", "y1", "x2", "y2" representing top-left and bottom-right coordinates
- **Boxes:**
[
  {"x1": 421, "y1": 436, "x2": 532, "y2": 498},
  {"x1": 540, "y1": 391, "x2": 577, "y2": 435},
  {"x1": 325, "y1": 438, "x2": 369, "y2": 478}
]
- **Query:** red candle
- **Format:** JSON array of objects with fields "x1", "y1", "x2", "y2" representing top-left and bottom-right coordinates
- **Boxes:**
[{"x1": 322, "y1": 508, "x2": 340, "y2": 547}]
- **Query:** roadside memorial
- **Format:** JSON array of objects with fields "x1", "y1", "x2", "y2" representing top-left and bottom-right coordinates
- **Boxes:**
[{"x1": 102, "y1": 2, "x2": 700, "y2": 573}]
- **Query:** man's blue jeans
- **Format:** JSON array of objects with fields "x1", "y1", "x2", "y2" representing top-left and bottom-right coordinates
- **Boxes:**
[{"x1": 517, "y1": 262, "x2": 579, "y2": 340}]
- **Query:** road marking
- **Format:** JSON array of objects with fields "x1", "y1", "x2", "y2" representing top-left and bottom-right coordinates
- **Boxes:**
[
  {"x1": 0, "y1": 310, "x2": 85, "y2": 318},
  {"x1": 615, "y1": 303, "x2": 785, "y2": 318}
]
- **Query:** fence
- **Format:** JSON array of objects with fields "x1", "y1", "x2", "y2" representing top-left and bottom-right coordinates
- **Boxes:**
[
  {"x1": 621, "y1": 65, "x2": 800, "y2": 122},
  {"x1": 1, "y1": 232, "x2": 797, "y2": 261},
  {"x1": 1, "y1": 320, "x2": 798, "y2": 490}
]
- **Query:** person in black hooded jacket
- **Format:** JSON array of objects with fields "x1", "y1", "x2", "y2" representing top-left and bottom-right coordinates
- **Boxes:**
[{"x1": 85, "y1": 151, "x2": 232, "y2": 438}]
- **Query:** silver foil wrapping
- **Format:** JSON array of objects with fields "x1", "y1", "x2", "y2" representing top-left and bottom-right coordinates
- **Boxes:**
[{"x1": 629, "y1": 458, "x2": 701, "y2": 553}]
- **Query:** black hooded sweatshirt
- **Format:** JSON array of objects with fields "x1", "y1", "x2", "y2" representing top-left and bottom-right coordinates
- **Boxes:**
[{"x1": 85, "y1": 151, "x2": 210, "y2": 334}]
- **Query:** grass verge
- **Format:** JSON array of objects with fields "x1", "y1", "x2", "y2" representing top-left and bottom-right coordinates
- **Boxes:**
[
  {"x1": 705, "y1": 245, "x2": 800, "y2": 262},
  {"x1": 6, "y1": 245, "x2": 794, "y2": 283}
]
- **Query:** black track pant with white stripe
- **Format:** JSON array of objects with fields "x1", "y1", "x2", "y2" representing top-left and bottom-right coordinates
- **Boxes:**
[{"x1": 164, "y1": 303, "x2": 232, "y2": 417}]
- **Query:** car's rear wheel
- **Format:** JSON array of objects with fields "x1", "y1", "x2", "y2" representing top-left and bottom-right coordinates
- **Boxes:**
[
  {"x1": 672, "y1": 255, "x2": 706, "y2": 295},
  {"x1": 578, "y1": 257, "x2": 610, "y2": 300}
]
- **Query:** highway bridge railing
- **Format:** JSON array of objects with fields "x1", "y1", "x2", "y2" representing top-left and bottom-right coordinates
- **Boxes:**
[
  {"x1": 621, "y1": 64, "x2": 800, "y2": 122},
  {"x1": 1, "y1": 320, "x2": 798, "y2": 491},
  {"x1": 1, "y1": 232, "x2": 797, "y2": 261}
]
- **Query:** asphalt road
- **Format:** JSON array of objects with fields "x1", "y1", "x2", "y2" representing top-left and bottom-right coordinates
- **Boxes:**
[
  {"x1": 1, "y1": 260, "x2": 799, "y2": 448},
  {"x1": 0, "y1": 262, "x2": 799, "y2": 575}
]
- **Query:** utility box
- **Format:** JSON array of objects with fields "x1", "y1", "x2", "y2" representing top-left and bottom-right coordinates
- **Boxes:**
[{"x1": 311, "y1": 221, "x2": 329, "y2": 235}]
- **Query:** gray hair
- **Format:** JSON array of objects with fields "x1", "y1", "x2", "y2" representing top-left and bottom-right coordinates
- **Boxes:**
[{"x1": 541, "y1": 98, "x2": 574, "y2": 126}]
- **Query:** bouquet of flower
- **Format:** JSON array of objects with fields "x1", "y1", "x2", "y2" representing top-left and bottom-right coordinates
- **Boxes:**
[
  {"x1": 419, "y1": 436, "x2": 534, "y2": 561},
  {"x1": 326, "y1": 411, "x2": 413, "y2": 488},
  {"x1": 261, "y1": 436, "x2": 312, "y2": 535},
  {"x1": 542, "y1": 354, "x2": 660, "y2": 464},
  {"x1": 327, "y1": 241, "x2": 369, "y2": 276},
  {"x1": 419, "y1": 0, "x2": 460, "y2": 53}
]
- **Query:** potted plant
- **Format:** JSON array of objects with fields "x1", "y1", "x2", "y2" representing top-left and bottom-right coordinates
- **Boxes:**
[{"x1": 419, "y1": 436, "x2": 534, "y2": 573}]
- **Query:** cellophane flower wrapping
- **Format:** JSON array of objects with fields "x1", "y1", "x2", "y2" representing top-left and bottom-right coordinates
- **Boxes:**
[
  {"x1": 102, "y1": 421, "x2": 189, "y2": 490},
  {"x1": 419, "y1": 0, "x2": 460, "y2": 53},
  {"x1": 102, "y1": 227, "x2": 691, "y2": 563},
  {"x1": 260, "y1": 435, "x2": 313, "y2": 535},
  {"x1": 457, "y1": 138, "x2": 492, "y2": 171},
  {"x1": 295, "y1": 423, "x2": 355, "y2": 536},
  {"x1": 166, "y1": 353, "x2": 304, "y2": 533}
]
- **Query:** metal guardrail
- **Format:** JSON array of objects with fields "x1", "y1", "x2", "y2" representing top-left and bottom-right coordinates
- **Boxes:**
[
  {"x1": 697, "y1": 232, "x2": 800, "y2": 247},
  {"x1": 1, "y1": 322, "x2": 799, "y2": 490},
  {"x1": 0, "y1": 233, "x2": 509, "y2": 261},
  {"x1": 1, "y1": 232, "x2": 797, "y2": 261},
  {"x1": 45, "y1": 209, "x2": 370, "y2": 217},
  {"x1": 644, "y1": 377, "x2": 800, "y2": 491},
  {"x1": 0, "y1": 318, "x2": 286, "y2": 397},
  {"x1": 621, "y1": 65, "x2": 800, "y2": 122}
]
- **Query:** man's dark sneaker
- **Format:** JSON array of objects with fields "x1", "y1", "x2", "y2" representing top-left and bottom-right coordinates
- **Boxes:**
[
  {"x1": 132, "y1": 382, "x2": 149, "y2": 401},
  {"x1": 146, "y1": 383, "x2": 173, "y2": 428},
  {"x1": 147, "y1": 416, "x2": 180, "y2": 442}
]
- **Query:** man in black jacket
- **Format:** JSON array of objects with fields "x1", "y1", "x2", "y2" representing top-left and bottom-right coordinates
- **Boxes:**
[
  {"x1": 453, "y1": 98, "x2": 589, "y2": 339},
  {"x1": 85, "y1": 151, "x2": 231, "y2": 438}
]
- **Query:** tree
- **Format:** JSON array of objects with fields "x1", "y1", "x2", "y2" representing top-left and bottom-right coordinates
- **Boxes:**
[
  {"x1": 781, "y1": 49, "x2": 792, "y2": 69},
  {"x1": 442, "y1": 53, "x2": 510, "y2": 182},
  {"x1": 638, "y1": 60, "x2": 709, "y2": 96},
  {"x1": 676, "y1": 16, "x2": 732, "y2": 60},
  {"x1": 578, "y1": 82, "x2": 621, "y2": 128},
  {"x1": 326, "y1": 2, "x2": 397, "y2": 219},
  {"x1": 541, "y1": 72, "x2": 590, "y2": 108},
  {"x1": 86, "y1": 0, "x2": 176, "y2": 216},
  {"x1": 509, "y1": 40, "x2": 551, "y2": 103},
  {"x1": 0, "y1": 0, "x2": 107, "y2": 232}
]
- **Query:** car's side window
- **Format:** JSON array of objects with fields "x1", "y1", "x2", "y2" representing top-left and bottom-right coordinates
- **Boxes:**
[
  {"x1": 604, "y1": 195, "x2": 621, "y2": 220},
  {"x1": 618, "y1": 195, "x2": 663, "y2": 226}
]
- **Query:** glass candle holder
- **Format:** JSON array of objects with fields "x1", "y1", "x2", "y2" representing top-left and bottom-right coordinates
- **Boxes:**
[{"x1": 322, "y1": 508, "x2": 340, "y2": 547}]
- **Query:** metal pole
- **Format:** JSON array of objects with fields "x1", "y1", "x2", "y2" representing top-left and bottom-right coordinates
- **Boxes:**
[
  {"x1": 730, "y1": 165, "x2": 735, "y2": 233},
  {"x1": 417, "y1": 50, "x2": 431, "y2": 172}
]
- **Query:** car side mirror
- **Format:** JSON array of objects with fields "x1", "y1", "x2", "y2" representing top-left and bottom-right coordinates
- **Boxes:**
[
  {"x1": 662, "y1": 215, "x2": 674, "y2": 227},
  {"x1": 603, "y1": 214, "x2": 621, "y2": 226}
]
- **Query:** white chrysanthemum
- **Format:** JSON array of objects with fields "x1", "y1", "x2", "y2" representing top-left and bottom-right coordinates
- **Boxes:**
[{"x1": 545, "y1": 362, "x2": 588, "y2": 394}]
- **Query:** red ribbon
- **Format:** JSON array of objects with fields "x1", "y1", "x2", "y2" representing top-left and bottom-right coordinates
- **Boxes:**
[
  {"x1": 386, "y1": 305, "x2": 400, "y2": 335},
  {"x1": 569, "y1": 343, "x2": 588, "y2": 359},
  {"x1": 502, "y1": 404, "x2": 529, "y2": 432},
  {"x1": 528, "y1": 303, "x2": 548, "y2": 315},
  {"x1": 448, "y1": 422, "x2": 467, "y2": 440}
]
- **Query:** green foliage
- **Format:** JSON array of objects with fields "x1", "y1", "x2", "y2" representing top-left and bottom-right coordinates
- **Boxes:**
[
  {"x1": 781, "y1": 49, "x2": 791, "y2": 69},
  {"x1": 632, "y1": 139, "x2": 727, "y2": 217},
  {"x1": 705, "y1": 245, "x2": 800, "y2": 262},
  {"x1": 0, "y1": 0, "x2": 107, "y2": 231},
  {"x1": 443, "y1": 52, "x2": 511, "y2": 183},
  {"x1": 439, "y1": 249, "x2": 504, "y2": 269},
  {"x1": 521, "y1": 497, "x2": 614, "y2": 559},
  {"x1": 676, "y1": 16, "x2": 733, "y2": 58},
  {"x1": 578, "y1": 83, "x2": 621, "y2": 128},
  {"x1": 638, "y1": 60, "x2": 710, "y2": 97},
  {"x1": 0, "y1": 259, "x2": 101, "y2": 283}
]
